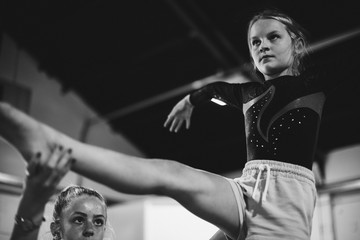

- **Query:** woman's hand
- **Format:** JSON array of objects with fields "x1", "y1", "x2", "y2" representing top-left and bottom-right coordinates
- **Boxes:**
[
  {"x1": 11, "y1": 145, "x2": 74, "y2": 240},
  {"x1": 164, "y1": 95, "x2": 194, "y2": 132},
  {"x1": 17, "y1": 146, "x2": 74, "y2": 225}
]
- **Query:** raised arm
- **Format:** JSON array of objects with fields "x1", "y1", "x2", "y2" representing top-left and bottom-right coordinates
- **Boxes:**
[
  {"x1": 164, "y1": 82, "x2": 243, "y2": 132},
  {"x1": 10, "y1": 146, "x2": 73, "y2": 240}
]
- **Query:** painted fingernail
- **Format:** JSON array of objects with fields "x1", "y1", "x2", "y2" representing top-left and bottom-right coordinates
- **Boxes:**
[
  {"x1": 71, "y1": 158, "x2": 77, "y2": 164},
  {"x1": 58, "y1": 145, "x2": 63, "y2": 151},
  {"x1": 67, "y1": 148, "x2": 73, "y2": 154},
  {"x1": 36, "y1": 152, "x2": 42, "y2": 158}
]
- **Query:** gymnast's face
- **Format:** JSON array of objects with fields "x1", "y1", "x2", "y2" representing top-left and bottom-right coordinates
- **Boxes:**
[
  {"x1": 59, "y1": 195, "x2": 107, "y2": 240},
  {"x1": 249, "y1": 19, "x2": 295, "y2": 80}
]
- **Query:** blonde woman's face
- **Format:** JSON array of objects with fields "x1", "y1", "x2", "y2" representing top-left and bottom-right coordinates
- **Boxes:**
[
  {"x1": 249, "y1": 19, "x2": 295, "y2": 80},
  {"x1": 60, "y1": 195, "x2": 107, "y2": 240}
]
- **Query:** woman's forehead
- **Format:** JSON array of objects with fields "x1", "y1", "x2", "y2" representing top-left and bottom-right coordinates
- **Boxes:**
[
  {"x1": 63, "y1": 195, "x2": 107, "y2": 216},
  {"x1": 250, "y1": 19, "x2": 287, "y2": 37}
]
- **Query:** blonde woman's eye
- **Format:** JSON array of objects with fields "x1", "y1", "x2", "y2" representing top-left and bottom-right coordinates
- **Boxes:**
[
  {"x1": 73, "y1": 217, "x2": 84, "y2": 224},
  {"x1": 269, "y1": 34, "x2": 280, "y2": 40},
  {"x1": 252, "y1": 40, "x2": 260, "y2": 47},
  {"x1": 94, "y1": 219, "x2": 104, "y2": 226}
]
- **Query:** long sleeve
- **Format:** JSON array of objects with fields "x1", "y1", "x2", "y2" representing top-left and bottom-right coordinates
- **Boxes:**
[{"x1": 189, "y1": 82, "x2": 243, "y2": 109}]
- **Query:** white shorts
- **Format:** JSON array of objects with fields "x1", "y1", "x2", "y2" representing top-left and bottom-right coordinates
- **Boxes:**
[{"x1": 227, "y1": 160, "x2": 317, "y2": 240}]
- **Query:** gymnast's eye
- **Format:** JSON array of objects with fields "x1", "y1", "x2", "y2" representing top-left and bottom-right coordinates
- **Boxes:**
[
  {"x1": 252, "y1": 39, "x2": 261, "y2": 47},
  {"x1": 269, "y1": 33, "x2": 280, "y2": 41},
  {"x1": 73, "y1": 216, "x2": 85, "y2": 225},
  {"x1": 94, "y1": 218, "x2": 105, "y2": 227}
]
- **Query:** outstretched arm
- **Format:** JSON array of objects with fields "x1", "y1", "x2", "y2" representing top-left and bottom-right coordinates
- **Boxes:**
[
  {"x1": 164, "y1": 82, "x2": 243, "y2": 132},
  {"x1": 10, "y1": 146, "x2": 73, "y2": 240},
  {"x1": 164, "y1": 95, "x2": 194, "y2": 132},
  {"x1": 0, "y1": 102, "x2": 241, "y2": 239}
]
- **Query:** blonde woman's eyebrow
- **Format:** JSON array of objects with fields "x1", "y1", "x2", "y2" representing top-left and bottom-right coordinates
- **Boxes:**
[
  {"x1": 71, "y1": 212, "x2": 105, "y2": 218},
  {"x1": 266, "y1": 30, "x2": 282, "y2": 36},
  {"x1": 251, "y1": 30, "x2": 280, "y2": 39},
  {"x1": 94, "y1": 214, "x2": 106, "y2": 219}
]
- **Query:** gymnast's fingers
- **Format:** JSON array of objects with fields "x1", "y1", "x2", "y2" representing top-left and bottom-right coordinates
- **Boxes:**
[
  {"x1": 46, "y1": 145, "x2": 64, "y2": 168},
  {"x1": 25, "y1": 152, "x2": 41, "y2": 177}
]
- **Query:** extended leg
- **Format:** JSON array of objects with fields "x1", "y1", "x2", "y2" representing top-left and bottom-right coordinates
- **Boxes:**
[{"x1": 0, "y1": 102, "x2": 241, "y2": 239}]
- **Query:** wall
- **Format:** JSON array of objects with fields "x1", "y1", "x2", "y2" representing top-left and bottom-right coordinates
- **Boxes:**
[{"x1": 0, "y1": 33, "x2": 148, "y2": 239}]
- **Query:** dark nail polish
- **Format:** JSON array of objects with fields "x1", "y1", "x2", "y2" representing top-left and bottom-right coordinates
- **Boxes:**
[
  {"x1": 36, "y1": 152, "x2": 42, "y2": 158},
  {"x1": 67, "y1": 148, "x2": 73, "y2": 154}
]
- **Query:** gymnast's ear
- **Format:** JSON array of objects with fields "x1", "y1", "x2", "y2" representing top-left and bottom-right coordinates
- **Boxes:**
[
  {"x1": 294, "y1": 37, "x2": 305, "y2": 54},
  {"x1": 50, "y1": 222, "x2": 61, "y2": 239}
]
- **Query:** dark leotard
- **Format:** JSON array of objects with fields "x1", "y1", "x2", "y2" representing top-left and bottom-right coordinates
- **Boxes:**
[{"x1": 190, "y1": 74, "x2": 328, "y2": 170}]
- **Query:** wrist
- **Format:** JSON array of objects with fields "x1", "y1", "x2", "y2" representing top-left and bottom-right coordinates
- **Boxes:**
[
  {"x1": 16, "y1": 197, "x2": 46, "y2": 228},
  {"x1": 184, "y1": 95, "x2": 193, "y2": 106},
  {"x1": 17, "y1": 197, "x2": 46, "y2": 217},
  {"x1": 14, "y1": 214, "x2": 45, "y2": 232}
]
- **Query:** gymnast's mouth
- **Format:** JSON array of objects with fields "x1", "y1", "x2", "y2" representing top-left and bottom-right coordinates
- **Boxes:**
[{"x1": 260, "y1": 55, "x2": 273, "y2": 62}]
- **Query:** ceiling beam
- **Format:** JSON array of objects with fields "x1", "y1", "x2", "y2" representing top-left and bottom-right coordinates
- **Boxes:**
[{"x1": 162, "y1": 0, "x2": 245, "y2": 69}]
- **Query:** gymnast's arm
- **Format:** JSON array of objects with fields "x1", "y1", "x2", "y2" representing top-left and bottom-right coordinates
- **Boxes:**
[
  {"x1": 10, "y1": 147, "x2": 73, "y2": 240},
  {"x1": 164, "y1": 82, "x2": 243, "y2": 132}
]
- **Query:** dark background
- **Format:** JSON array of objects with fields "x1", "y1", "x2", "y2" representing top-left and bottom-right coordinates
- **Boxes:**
[{"x1": 1, "y1": 0, "x2": 360, "y2": 176}]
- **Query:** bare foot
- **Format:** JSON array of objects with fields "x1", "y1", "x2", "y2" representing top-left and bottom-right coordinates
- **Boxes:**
[{"x1": 0, "y1": 102, "x2": 57, "y2": 162}]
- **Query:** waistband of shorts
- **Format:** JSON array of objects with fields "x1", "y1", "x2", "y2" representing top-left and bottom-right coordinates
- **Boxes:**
[{"x1": 243, "y1": 160, "x2": 315, "y2": 184}]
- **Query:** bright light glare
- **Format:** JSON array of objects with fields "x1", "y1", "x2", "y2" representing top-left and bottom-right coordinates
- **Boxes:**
[{"x1": 211, "y1": 98, "x2": 226, "y2": 106}]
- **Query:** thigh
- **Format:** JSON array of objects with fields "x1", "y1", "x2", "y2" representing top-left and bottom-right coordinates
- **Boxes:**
[{"x1": 173, "y1": 172, "x2": 244, "y2": 240}]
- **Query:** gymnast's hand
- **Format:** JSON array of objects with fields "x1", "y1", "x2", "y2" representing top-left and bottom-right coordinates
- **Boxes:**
[
  {"x1": 164, "y1": 95, "x2": 194, "y2": 132},
  {"x1": 18, "y1": 146, "x2": 75, "y2": 219}
]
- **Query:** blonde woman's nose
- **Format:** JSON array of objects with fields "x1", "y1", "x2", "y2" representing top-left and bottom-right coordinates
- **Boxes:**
[{"x1": 83, "y1": 222, "x2": 95, "y2": 237}]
